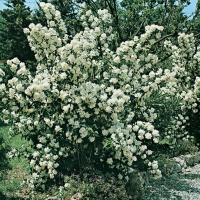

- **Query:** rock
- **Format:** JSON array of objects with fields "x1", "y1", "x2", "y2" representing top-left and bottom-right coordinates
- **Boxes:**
[
  {"x1": 185, "y1": 168, "x2": 191, "y2": 172},
  {"x1": 128, "y1": 151, "x2": 200, "y2": 199},
  {"x1": 172, "y1": 157, "x2": 187, "y2": 169},
  {"x1": 45, "y1": 197, "x2": 61, "y2": 200}
]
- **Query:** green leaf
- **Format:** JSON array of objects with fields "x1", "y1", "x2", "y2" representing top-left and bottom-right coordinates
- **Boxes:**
[{"x1": 159, "y1": 138, "x2": 170, "y2": 145}]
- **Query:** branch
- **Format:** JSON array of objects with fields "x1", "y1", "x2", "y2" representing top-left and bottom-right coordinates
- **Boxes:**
[
  {"x1": 134, "y1": 18, "x2": 146, "y2": 36},
  {"x1": 157, "y1": 53, "x2": 172, "y2": 64},
  {"x1": 159, "y1": 0, "x2": 167, "y2": 26},
  {"x1": 185, "y1": 2, "x2": 200, "y2": 33},
  {"x1": 153, "y1": 33, "x2": 175, "y2": 46},
  {"x1": 195, "y1": 39, "x2": 200, "y2": 45},
  {"x1": 105, "y1": 0, "x2": 123, "y2": 42},
  {"x1": 195, "y1": 32, "x2": 200, "y2": 39}
]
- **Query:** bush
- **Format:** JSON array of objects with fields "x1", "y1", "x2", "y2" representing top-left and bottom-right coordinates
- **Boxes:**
[
  {"x1": 0, "y1": 127, "x2": 11, "y2": 198},
  {"x1": 0, "y1": 127, "x2": 10, "y2": 172},
  {"x1": 0, "y1": 2, "x2": 199, "y2": 193},
  {"x1": 65, "y1": 169, "x2": 131, "y2": 200}
]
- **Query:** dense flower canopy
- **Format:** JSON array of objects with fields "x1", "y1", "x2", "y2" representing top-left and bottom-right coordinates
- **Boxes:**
[{"x1": 0, "y1": 2, "x2": 199, "y2": 191}]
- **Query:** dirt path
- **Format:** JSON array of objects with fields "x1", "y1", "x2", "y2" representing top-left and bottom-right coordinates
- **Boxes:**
[{"x1": 142, "y1": 158, "x2": 200, "y2": 199}]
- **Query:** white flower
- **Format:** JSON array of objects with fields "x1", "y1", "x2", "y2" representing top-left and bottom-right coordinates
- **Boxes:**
[
  {"x1": 39, "y1": 136, "x2": 47, "y2": 143},
  {"x1": 30, "y1": 159, "x2": 36, "y2": 166},
  {"x1": 49, "y1": 21, "x2": 55, "y2": 26},
  {"x1": 105, "y1": 106, "x2": 112, "y2": 113},
  {"x1": 53, "y1": 155, "x2": 58, "y2": 160},
  {"x1": 119, "y1": 132, "x2": 124, "y2": 138},
  {"x1": 140, "y1": 145, "x2": 147, "y2": 151},
  {"x1": 34, "y1": 121, "x2": 39, "y2": 126},
  {"x1": 152, "y1": 130, "x2": 159, "y2": 137},
  {"x1": 107, "y1": 158, "x2": 113, "y2": 165},
  {"x1": 79, "y1": 127, "x2": 86, "y2": 133},
  {"x1": 10, "y1": 64, "x2": 17, "y2": 72},
  {"x1": 141, "y1": 154, "x2": 146, "y2": 159},
  {"x1": 40, "y1": 2, "x2": 45, "y2": 7},
  {"x1": 118, "y1": 173, "x2": 123, "y2": 180},
  {"x1": 100, "y1": 94, "x2": 107, "y2": 101},
  {"x1": 147, "y1": 124, "x2": 154, "y2": 131},
  {"x1": 60, "y1": 72, "x2": 67, "y2": 79},
  {"x1": 64, "y1": 183, "x2": 70, "y2": 188},
  {"x1": 23, "y1": 28, "x2": 30, "y2": 34},
  {"x1": 126, "y1": 125, "x2": 132, "y2": 131},
  {"x1": 12, "y1": 57, "x2": 20, "y2": 64},
  {"x1": 54, "y1": 142, "x2": 60, "y2": 148},
  {"x1": 54, "y1": 163, "x2": 59, "y2": 168},
  {"x1": 146, "y1": 150, "x2": 153, "y2": 155},
  {"x1": 86, "y1": 10, "x2": 92, "y2": 16},
  {"x1": 138, "y1": 129, "x2": 145, "y2": 135},
  {"x1": 89, "y1": 137, "x2": 95, "y2": 142},
  {"x1": 110, "y1": 78, "x2": 118, "y2": 84},
  {"x1": 152, "y1": 161, "x2": 158, "y2": 169},
  {"x1": 132, "y1": 156, "x2": 137, "y2": 161},
  {"x1": 32, "y1": 173, "x2": 38, "y2": 179},
  {"x1": 0, "y1": 84, "x2": 6, "y2": 91},
  {"x1": 62, "y1": 105, "x2": 70, "y2": 113},
  {"x1": 145, "y1": 133, "x2": 152, "y2": 140},
  {"x1": 133, "y1": 125, "x2": 139, "y2": 131},
  {"x1": 48, "y1": 161, "x2": 53, "y2": 169},
  {"x1": 50, "y1": 174, "x2": 54, "y2": 179},
  {"x1": 35, "y1": 165, "x2": 41, "y2": 172},
  {"x1": 32, "y1": 151, "x2": 40, "y2": 158},
  {"x1": 28, "y1": 125, "x2": 33, "y2": 130},
  {"x1": 37, "y1": 144, "x2": 42, "y2": 149},
  {"x1": 153, "y1": 138, "x2": 159, "y2": 143},
  {"x1": 45, "y1": 154, "x2": 51, "y2": 160},
  {"x1": 138, "y1": 135, "x2": 144, "y2": 140},
  {"x1": 76, "y1": 138, "x2": 82, "y2": 143},
  {"x1": 102, "y1": 130, "x2": 108, "y2": 136},
  {"x1": 127, "y1": 139, "x2": 133, "y2": 145},
  {"x1": 55, "y1": 125, "x2": 62, "y2": 132}
]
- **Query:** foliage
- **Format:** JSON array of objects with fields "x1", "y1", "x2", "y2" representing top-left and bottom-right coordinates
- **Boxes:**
[
  {"x1": 32, "y1": 0, "x2": 83, "y2": 39},
  {"x1": 164, "y1": 33, "x2": 200, "y2": 143},
  {"x1": 172, "y1": 139, "x2": 199, "y2": 157},
  {"x1": 32, "y1": 1, "x2": 200, "y2": 41},
  {"x1": 62, "y1": 169, "x2": 131, "y2": 200},
  {"x1": 0, "y1": 127, "x2": 10, "y2": 172},
  {"x1": 0, "y1": 0, "x2": 35, "y2": 63},
  {"x1": 30, "y1": 1, "x2": 200, "y2": 88},
  {"x1": 0, "y1": 126, "x2": 30, "y2": 199}
]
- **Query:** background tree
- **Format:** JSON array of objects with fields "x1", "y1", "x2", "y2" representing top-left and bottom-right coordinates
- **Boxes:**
[
  {"x1": 34, "y1": 0, "x2": 200, "y2": 60},
  {"x1": 32, "y1": 0, "x2": 82, "y2": 39},
  {"x1": 1, "y1": 0, "x2": 200, "y2": 64},
  {"x1": 0, "y1": 0, "x2": 35, "y2": 63},
  {"x1": 185, "y1": 0, "x2": 200, "y2": 41}
]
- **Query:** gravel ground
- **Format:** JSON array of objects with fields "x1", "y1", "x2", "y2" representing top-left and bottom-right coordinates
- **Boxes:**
[{"x1": 141, "y1": 163, "x2": 200, "y2": 200}]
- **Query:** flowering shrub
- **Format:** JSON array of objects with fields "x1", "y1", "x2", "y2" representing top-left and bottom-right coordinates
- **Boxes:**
[
  {"x1": 0, "y1": 2, "x2": 198, "y2": 191},
  {"x1": 164, "y1": 33, "x2": 200, "y2": 142}
]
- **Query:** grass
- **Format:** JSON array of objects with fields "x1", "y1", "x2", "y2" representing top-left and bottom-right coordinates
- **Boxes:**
[{"x1": 0, "y1": 126, "x2": 30, "y2": 199}]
